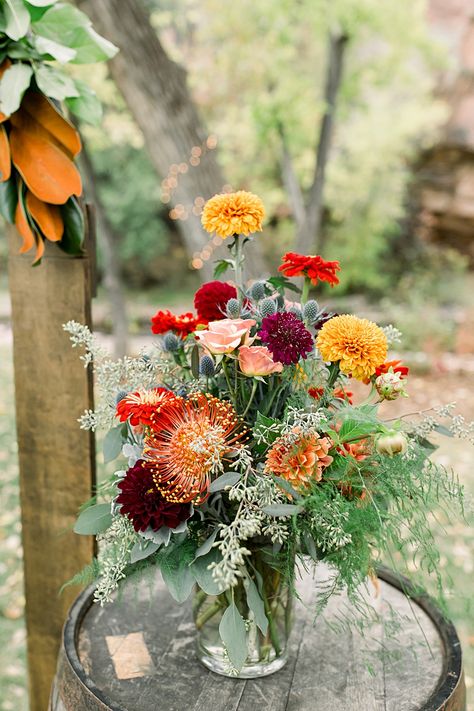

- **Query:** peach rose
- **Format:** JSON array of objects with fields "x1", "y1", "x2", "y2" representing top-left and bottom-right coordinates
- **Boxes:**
[
  {"x1": 238, "y1": 346, "x2": 283, "y2": 376},
  {"x1": 196, "y1": 318, "x2": 256, "y2": 354}
]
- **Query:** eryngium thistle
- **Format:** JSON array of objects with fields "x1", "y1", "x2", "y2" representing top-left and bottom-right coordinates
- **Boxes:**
[
  {"x1": 289, "y1": 305, "x2": 303, "y2": 321},
  {"x1": 250, "y1": 281, "x2": 266, "y2": 301},
  {"x1": 226, "y1": 298, "x2": 241, "y2": 318},
  {"x1": 199, "y1": 354, "x2": 215, "y2": 377},
  {"x1": 163, "y1": 332, "x2": 180, "y2": 352},
  {"x1": 303, "y1": 299, "x2": 320, "y2": 325},
  {"x1": 259, "y1": 298, "x2": 277, "y2": 318}
]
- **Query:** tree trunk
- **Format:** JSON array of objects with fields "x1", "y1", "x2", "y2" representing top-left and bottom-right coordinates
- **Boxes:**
[
  {"x1": 296, "y1": 33, "x2": 348, "y2": 255},
  {"x1": 79, "y1": 142, "x2": 129, "y2": 357},
  {"x1": 77, "y1": 0, "x2": 265, "y2": 281}
]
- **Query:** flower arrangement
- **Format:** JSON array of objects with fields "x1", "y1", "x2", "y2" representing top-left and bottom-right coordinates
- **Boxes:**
[{"x1": 66, "y1": 190, "x2": 468, "y2": 678}]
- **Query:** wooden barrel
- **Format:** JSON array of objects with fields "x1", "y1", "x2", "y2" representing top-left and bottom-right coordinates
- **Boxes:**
[{"x1": 49, "y1": 567, "x2": 466, "y2": 711}]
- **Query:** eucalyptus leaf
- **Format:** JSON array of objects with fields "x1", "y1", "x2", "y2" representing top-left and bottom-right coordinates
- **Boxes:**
[
  {"x1": 271, "y1": 475, "x2": 301, "y2": 501},
  {"x1": 262, "y1": 504, "x2": 302, "y2": 517},
  {"x1": 0, "y1": 63, "x2": 33, "y2": 115},
  {"x1": 191, "y1": 547, "x2": 225, "y2": 595},
  {"x1": 130, "y1": 539, "x2": 160, "y2": 564},
  {"x1": 0, "y1": 179, "x2": 17, "y2": 222},
  {"x1": 34, "y1": 64, "x2": 79, "y2": 100},
  {"x1": 65, "y1": 79, "x2": 102, "y2": 125},
  {"x1": 193, "y1": 528, "x2": 219, "y2": 560},
  {"x1": 219, "y1": 603, "x2": 247, "y2": 671},
  {"x1": 103, "y1": 425, "x2": 124, "y2": 463},
  {"x1": 244, "y1": 578, "x2": 268, "y2": 634},
  {"x1": 4, "y1": 0, "x2": 30, "y2": 41},
  {"x1": 160, "y1": 541, "x2": 195, "y2": 603},
  {"x1": 74, "y1": 503, "x2": 112, "y2": 535},
  {"x1": 34, "y1": 35, "x2": 76, "y2": 62},
  {"x1": 209, "y1": 471, "x2": 241, "y2": 493}
]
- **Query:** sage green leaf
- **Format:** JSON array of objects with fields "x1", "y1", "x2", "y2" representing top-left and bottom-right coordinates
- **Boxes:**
[
  {"x1": 4, "y1": 0, "x2": 30, "y2": 40},
  {"x1": 160, "y1": 542, "x2": 195, "y2": 603},
  {"x1": 59, "y1": 197, "x2": 85, "y2": 255},
  {"x1": 130, "y1": 540, "x2": 160, "y2": 564},
  {"x1": 34, "y1": 64, "x2": 79, "y2": 100},
  {"x1": 32, "y1": 4, "x2": 90, "y2": 40},
  {"x1": 244, "y1": 578, "x2": 268, "y2": 635},
  {"x1": 0, "y1": 179, "x2": 18, "y2": 223},
  {"x1": 34, "y1": 35, "x2": 76, "y2": 62},
  {"x1": 191, "y1": 547, "x2": 225, "y2": 595},
  {"x1": 213, "y1": 259, "x2": 233, "y2": 278},
  {"x1": 0, "y1": 63, "x2": 33, "y2": 115},
  {"x1": 219, "y1": 603, "x2": 247, "y2": 671},
  {"x1": 103, "y1": 425, "x2": 124, "y2": 464},
  {"x1": 191, "y1": 344, "x2": 200, "y2": 378},
  {"x1": 193, "y1": 528, "x2": 219, "y2": 560},
  {"x1": 209, "y1": 471, "x2": 241, "y2": 493},
  {"x1": 262, "y1": 503, "x2": 302, "y2": 517},
  {"x1": 74, "y1": 503, "x2": 112, "y2": 535},
  {"x1": 65, "y1": 79, "x2": 102, "y2": 125},
  {"x1": 271, "y1": 475, "x2": 301, "y2": 501},
  {"x1": 68, "y1": 26, "x2": 118, "y2": 64}
]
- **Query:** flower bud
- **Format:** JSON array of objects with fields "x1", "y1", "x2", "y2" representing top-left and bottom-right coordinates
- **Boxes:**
[
  {"x1": 259, "y1": 298, "x2": 277, "y2": 318},
  {"x1": 289, "y1": 305, "x2": 303, "y2": 321},
  {"x1": 375, "y1": 371, "x2": 407, "y2": 401},
  {"x1": 199, "y1": 354, "x2": 215, "y2": 377},
  {"x1": 115, "y1": 389, "x2": 129, "y2": 404},
  {"x1": 226, "y1": 298, "x2": 241, "y2": 318},
  {"x1": 376, "y1": 431, "x2": 408, "y2": 456},
  {"x1": 163, "y1": 332, "x2": 180, "y2": 352},
  {"x1": 250, "y1": 281, "x2": 266, "y2": 301},
  {"x1": 303, "y1": 299, "x2": 320, "y2": 325}
]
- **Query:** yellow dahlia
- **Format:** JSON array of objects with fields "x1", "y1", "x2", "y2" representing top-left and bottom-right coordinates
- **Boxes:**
[
  {"x1": 316, "y1": 314, "x2": 387, "y2": 381},
  {"x1": 201, "y1": 190, "x2": 265, "y2": 238}
]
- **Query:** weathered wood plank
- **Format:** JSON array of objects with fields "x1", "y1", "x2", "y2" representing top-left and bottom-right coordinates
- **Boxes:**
[{"x1": 8, "y1": 230, "x2": 96, "y2": 711}]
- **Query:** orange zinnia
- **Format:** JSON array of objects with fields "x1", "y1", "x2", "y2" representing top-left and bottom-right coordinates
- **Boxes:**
[
  {"x1": 201, "y1": 190, "x2": 265, "y2": 238},
  {"x1": 264, "y1": 429, "x2": 333, "y2": 491},
  {"x1": 143, "y1": 392, "x2": 244, "y2": 504},
  {"x1": 279, "y1": 253, "x2": 340, "y2": 286}
]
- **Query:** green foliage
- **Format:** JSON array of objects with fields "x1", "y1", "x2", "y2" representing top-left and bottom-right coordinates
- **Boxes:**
[
  {"x1": 218, "y1": 602, "x2": 248, "y2": 671},
  {"x1": 74, "y1": 503, "x2": 113, "y2": 535}
]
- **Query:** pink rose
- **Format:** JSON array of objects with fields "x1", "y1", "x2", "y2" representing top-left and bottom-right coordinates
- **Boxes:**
[
  {"x1": 238, "y1": 346, "x2": 283, "y2": 376},
  {"x1": 196, "y1": 318, "x2": 256, "y2": 355}
]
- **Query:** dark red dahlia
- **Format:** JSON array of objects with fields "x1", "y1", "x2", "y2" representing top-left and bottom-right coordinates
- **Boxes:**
[
  {"x1": 259, "y1": 311, "x2": 313, "y2": 365},
  {"x1": 116, "y1": 460, "x2": 192, "y2": 532},
  {"x1": 194, "y1": 281, "x2": 237, "y2": 322},
  {"x1": 314, "y1": 311, "x2": 337, "y2": 331}
]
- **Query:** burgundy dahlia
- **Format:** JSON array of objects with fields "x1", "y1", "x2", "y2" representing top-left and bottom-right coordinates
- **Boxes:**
[
  {"x1": 259, "y1": 311, "x2": 313, "y2": 365},
  {"x1": 194, "y1": 281, "x2": 237, "y2": 322},
  {"x1": 116, "y1": 460, "x2": 192, "y2": 533}
]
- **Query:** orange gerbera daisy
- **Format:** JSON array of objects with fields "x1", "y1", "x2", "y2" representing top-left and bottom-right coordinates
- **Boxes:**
[
  {"x1": 201, "y1": 190, "x2": 265, "y2": 238},
  {"x1": 116, "y1": 388, "x2": 173, "y2": 427},
  {"x1": 316, "y1": 314, "x2": 387, "y2": 381},
  {"x1": 143, "y1": 392, "x2": 244, "y2": 504},
  {"x1": 264, "y1": 429, "x2": 333, "y2": 491}
]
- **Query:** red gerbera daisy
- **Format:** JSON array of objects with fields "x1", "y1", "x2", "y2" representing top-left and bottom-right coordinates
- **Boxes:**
[
  {"x1": 116, "y1": 387, "x2": 173, "y2": 427},
  {"x1": 279, "y1": 253, "x2": 341, "y2": 287},
  {"x1": 151, "y1": 309, "x2": 201, "y2": 337},
  {"x1": 194, "y1": 281, "x2": 238, "y2": 322},
  {"x1": 143, "y1": 392, "x2": 245, "y2": 504}
]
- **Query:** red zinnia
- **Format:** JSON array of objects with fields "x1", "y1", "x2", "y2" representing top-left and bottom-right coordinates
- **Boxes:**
[
  {"x1": 194, "y1": 281, "x2": 238, "y2": 322},
  {"x1": 117, "y1": 460, "x2": 192, "y2": 533},
  {"x1": 374, "y1": 360, "x2": 409, "y2": 379},
  {"x1": 308, "y1": 386, "x2": 353, "y2": 404},
  {"x1": 279, "y1": 253, "x2": 340, "y2": 287},
  {"x1": 151, "y1": 309, "x2": 201, "y2": 337},
  {"x1": 116, "y1": 388, "x2": 173, "y2": 427}
]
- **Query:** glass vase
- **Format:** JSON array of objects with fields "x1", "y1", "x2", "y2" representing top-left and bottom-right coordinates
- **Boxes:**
[{"x1": 193, "y1": 546, "x2": 293, "y2": 678}]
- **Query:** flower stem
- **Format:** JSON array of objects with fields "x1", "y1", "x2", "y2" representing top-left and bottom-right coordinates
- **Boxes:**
[
  {"x1": 301, "y1": 276, "x2": 311, "y2": 306},
  {"x1": 233, "y1": 235, "x2": 245, "y2": 304},
  {"x1": 241, "y1": 380, "x2": 258, "y2": 419}
]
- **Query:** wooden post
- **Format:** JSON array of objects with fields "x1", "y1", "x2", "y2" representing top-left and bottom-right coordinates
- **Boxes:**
[{"x1": 8, "y1": 227, "x2": 96, "y2": 711}]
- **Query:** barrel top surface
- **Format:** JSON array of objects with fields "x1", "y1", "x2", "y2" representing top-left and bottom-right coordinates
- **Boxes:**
[{"x1": 59, "y1": 567, "x2": 464, "y2": 711}]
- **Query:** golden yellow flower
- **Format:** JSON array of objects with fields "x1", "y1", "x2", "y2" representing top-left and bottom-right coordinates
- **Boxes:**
[
  {"x1": 201, "y1": 190, "x2": 265, "y2": 238},
  {"x1": 316, "y1": 314, "x2": 387, "y2": 381}
]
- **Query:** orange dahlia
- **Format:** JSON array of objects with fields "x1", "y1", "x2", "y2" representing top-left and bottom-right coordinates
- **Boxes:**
[
  {"x1": 264, "y1": 429, "x2": 333, "y2": 491},
  {"x1": 143, "y1": 392, "x2": 244, "y2": 504},
  {"x1": 201, "y1": 190, "x2": 265, "y2": 238},
  {"x1": 116, "y1": 388, "x2": 173, "y2": 428},
  {"x1": 316, "y1": 315, "x2": 387, "y2": 381}
]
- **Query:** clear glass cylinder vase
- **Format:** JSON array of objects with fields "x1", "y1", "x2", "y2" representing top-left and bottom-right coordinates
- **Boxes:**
[{"x1": 193, "y1": 546, "x2": 294, "y2": 678}]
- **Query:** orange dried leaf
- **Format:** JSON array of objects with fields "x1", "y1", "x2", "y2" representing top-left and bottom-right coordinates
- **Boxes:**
[
  {"x1": 26, "y1": 190, "x2": 63, "y2": 242},
  {"x1": 21, "y1": 92, "x2": 81, "y2": 158},
  {"x1": 0, "y1": 125, "x2": 11, "y2": 182},
  {"x1": 10, "y1": 112, "x2": 82, "y2": 205},
  {"x1": 15, "y1": 200, "x2": 35, "y2": 254}
]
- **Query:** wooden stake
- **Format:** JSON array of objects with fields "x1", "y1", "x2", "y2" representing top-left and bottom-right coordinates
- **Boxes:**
[{"x1": 8, "y1": 228, "x2": 96, "y2": 711}]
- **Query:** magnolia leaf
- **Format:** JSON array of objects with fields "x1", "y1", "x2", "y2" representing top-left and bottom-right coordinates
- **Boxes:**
[
  {"x1": 262, "y1": 504, "x2": 302, "y2": 517},
  {"x1": 59, "y1": 197, "x2": 85, "y2": 255},
  {"x1": 32, "y1": 4, "x2": 91, "y2": 40},
  {"x1": 193, "y1": 528, "x2": 219, "y2": 560},
  {"x1": 103, "y1": 425, "x2": 124, "y2": 463},
  {"x1": 65, "y1": 79, "x2": 102, "y2": 125},
  {"x1": 244, "y1": 578, "x2": 268, "y2": 635},
  {"x1": 0, "y1": 63, "x2": 33, "y2": 115},
  {"x1": 4, "y1": 0, "x2": 30, "y2": 40},
  {"x1": 191, "y1": 547, "x2": 225, "y2": 595},
  {"x1": 130, "y1": 540, "x2": 160, "y2": 564},
  {"x1": 0, "y1": 179, "x2": 18, "y2": 223},
  {"x1": 68, "y1": 26, "x2": 118, "y2": 64},
  {"x1": 27, "y1": 0, "x2": 58, "y2": 6},
  {"x1": 74, "y1": 503, "x2": 112, "y2": 535},
  {"x1": 160, "y1": 542, "x2": 195, "y2": 603},
  {"x1": 34, "y1": 35, "x2": 76, "y2": 62},
  {"x1": 219, "y1": 603, "x2": 247, "y2": 672},
  {"x1": 209, "y1": 471, "x2": 241, "y2": 493},
  {"x1": 34, "y1": 64, "x2": 79, "y2": 100}
]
